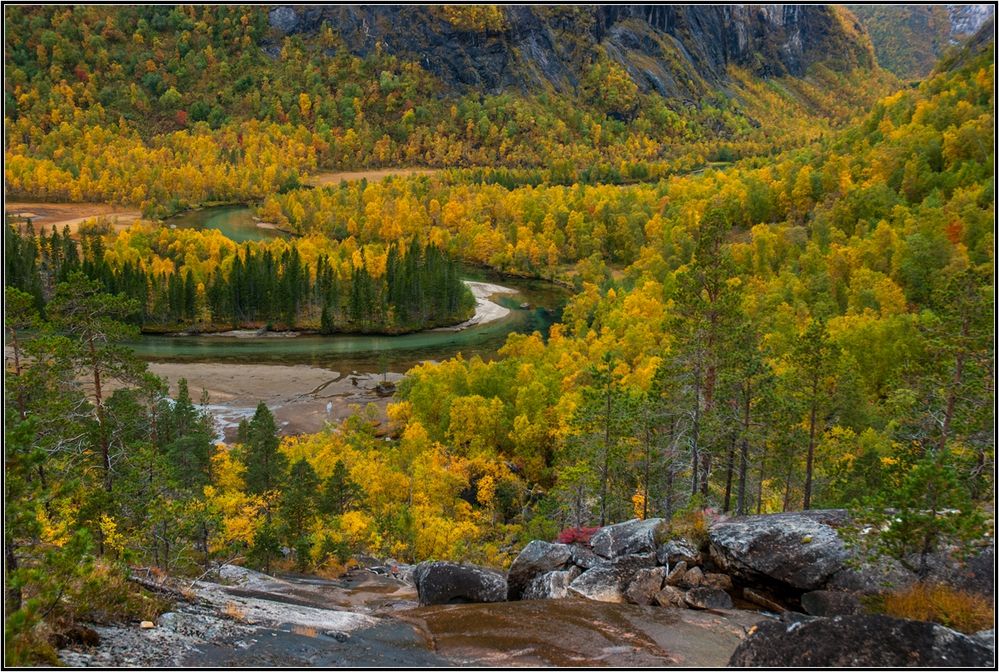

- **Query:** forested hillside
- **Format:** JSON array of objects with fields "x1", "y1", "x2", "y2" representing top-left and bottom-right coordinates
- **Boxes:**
[
  {"x1": 3, "y1": 5, "x2": 994, "y2": 666},
  {"x1": 5, "y1": 5, "x2": 894, "y2": 217}
]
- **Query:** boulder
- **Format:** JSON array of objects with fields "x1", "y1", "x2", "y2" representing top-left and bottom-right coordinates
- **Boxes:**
[
  {"x1": 685, "y1": 586, "x2": 733, "y2": 610},
  {"x1": 568, "y1": 565, "x2": 638, "y2": 603},
  {"x1": 709, "y1": 511, "x2": 849, "y2": 591},
  {"x1": 657, "y1": 538, "x2": 701, "y2": 567},
  {"x1": 655, "y1": 585, "x2": 688, "y2": 608},
  {"x1": 974, "y1": 629, "x2": 994, "y2": 652},
  {"x1": 625, "y1": 567, "x2": 667, "y2": 606},
  {"x1": 590, "y1": 518, "x2": 666, "y2": 559},
  {"x1": 413, "y1": 561, "x2": 508, "y2": 606},
  {"x1": 702, "y1": 572, "x2": 733, "y2": 591},
  {"x1": 741, "y1": 587, "x2": 786, "y2": 613},
  {"x1": 682, "y1": 566, "x2": 704, "y2": 587},
  {"x1": 664, "y1": 561, "x2": 688, "y2": 586},
  {"x1": 800, "y1": 590, "x2": 863, "y2": 617},
  {"x1": 522, "y1": 567, "x2": 581, "y2": 600},
  {"x1": 728, "y1": 615, "x2": 994, "y2": 667},
  {"x1": 507, "y1": 540, "x2": 572, "y2": 599},
  {"x1": 569, "y1": 544, "x2": 605, "y2": 570}
]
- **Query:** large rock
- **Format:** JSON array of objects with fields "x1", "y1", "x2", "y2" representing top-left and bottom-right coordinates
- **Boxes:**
[
  {"x1": 625, "y1": 567, "x2": 667, "y2": 605},
  {"x1": 569, "y1": 544, "x2": 605, "y2": 570},
  {"x1": 522, "y1": 567, "x2": 582, "y2": 600},
  {"x1": 590, "y1": 518, "x2": 666, "y2": 559},
  {"x1": 729, "y1": 615, "x2": 994, "y2": 667},
  {"x1": 507, "y1": 541, "x2": 572, "y2": 600},
  {"x1": 800, "y1": 590, "x2": 863, "y2": 617},
  {"x1": 709, "y1": 511, "x2": 849, "y2": 591},
  {"x1": 568, "y1": 565, "x2": 638, "y2": 603},
  {"x1": 684, "y1": 586, "x2": 733, "y2": 610},
  {"x1": 664, "y1": 561, "x2": 688, "y2": 586},
  {"x1": 657, "y1": 538, "x2": 701, "y2": 568},
  {"x1": 655, "y1": 585, "x2": 688, "y2": 608},
  {"x1": 413, "y1": 561, "x2": 508, "y2": 606},
  {"x1": 826, "y1": 553, "x2": 916, "y2": 595}
]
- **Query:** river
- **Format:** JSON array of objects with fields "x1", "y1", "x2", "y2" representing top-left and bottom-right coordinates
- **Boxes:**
[{"x1": 135, "y1": 206, "x2": 570, "y2": 439}]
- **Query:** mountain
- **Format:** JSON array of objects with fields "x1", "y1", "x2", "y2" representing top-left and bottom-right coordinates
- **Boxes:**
[
  {"x1": 848, "y1": 4, "x2": 995, "y2": 79},
  {"x1": 266, "y1": 5, "x2": 875, "y2": 101}
]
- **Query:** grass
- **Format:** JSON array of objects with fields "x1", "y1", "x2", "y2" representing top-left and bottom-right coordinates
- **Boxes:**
[{"x1": 880, "y1": 583, "x2": 993, "y2": 634}]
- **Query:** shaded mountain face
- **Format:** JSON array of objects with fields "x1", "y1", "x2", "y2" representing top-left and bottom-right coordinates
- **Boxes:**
[
  {"x1": 848, "y1": 4, "x2": 995, "y2": 79},
  {"x1": 267, "y1": 5, "x2": 874, "y2": 101}
]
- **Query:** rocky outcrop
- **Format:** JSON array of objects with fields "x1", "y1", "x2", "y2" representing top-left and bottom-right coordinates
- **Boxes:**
[
  {"x1": 266, "y1": 6, "x2": 874, "y2": 97},
  {"x1": 708, "y1": 511, "x2": 850, "y2": 591},
  {"x1": 507, "y1": 540, "x2": 572, "y2": 600},
  {"x1": 413, "y1": 562, "x2": 508, "y2": 606},
  {"x1": 568, "y1": 566, "x2": 634, "y2": 603},
  {"x1": 590, "y1": 518, "x2": 666, "y2": 559},
  {"x1": 729, "y1": 615, "x2": 995, "y2": 667}
]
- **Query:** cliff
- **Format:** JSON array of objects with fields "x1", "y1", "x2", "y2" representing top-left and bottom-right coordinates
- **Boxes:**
[{"x1": 266, "y1": 5, "x2": 875, "y2": 101}]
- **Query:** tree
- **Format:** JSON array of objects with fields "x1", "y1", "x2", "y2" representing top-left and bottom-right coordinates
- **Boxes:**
[
  {"x1": 241, "y1": 402, "x2": 287, "y2": 494},
  {"x1": 280, "y1": 458, "x2": 319, "y2": 548},
  {"x1": 320, "y1": 460, "x2": 363, "y2": 515},
  {"x1": 790, "y1": 318, "x2": 838, "y2": 510},
  {"x1": 47, "y1": 272, "x2": 144, "y2": 492}
]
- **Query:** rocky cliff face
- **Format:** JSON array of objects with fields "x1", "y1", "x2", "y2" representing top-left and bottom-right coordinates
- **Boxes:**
[{"x1": 266, "y1": 5, "x2": 874, "y2": 100}]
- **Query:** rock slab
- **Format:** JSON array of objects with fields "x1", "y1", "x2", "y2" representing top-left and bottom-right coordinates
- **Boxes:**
[{"x1": 729, "y1": 614, "x2": 994, "y2": 667}]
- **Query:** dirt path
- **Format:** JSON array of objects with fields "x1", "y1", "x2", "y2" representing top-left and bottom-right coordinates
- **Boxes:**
[
  {"x1": 304, "y1": 167, "x2": 439, "y2": 187},
  {"x1": 5, "y1": 201, "x2": 142, "y2": 235}
]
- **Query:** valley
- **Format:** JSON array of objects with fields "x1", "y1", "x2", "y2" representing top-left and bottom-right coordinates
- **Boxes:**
[{"x1": 4, "y1": 4, "x2": 994, "y2": 669}]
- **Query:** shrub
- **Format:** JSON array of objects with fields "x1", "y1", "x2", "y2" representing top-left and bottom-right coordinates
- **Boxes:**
[
  {"x1": 555, "y1": 526, "x2": 599, "y2": 545},
  {"x1": 880, "y1": 583, "x2": 993, "y2": 634}
]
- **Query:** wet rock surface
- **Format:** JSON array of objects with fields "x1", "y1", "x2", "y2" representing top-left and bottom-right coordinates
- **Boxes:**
[{"x1": 729, "y1": 614, "x2": 995, "y2": 667}]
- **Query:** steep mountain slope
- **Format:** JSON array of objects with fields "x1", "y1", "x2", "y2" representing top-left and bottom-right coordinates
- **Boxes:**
[
  {"x1": 267, "y1": 5, "x2": 875, "y2": 100},
  {"x1": 848, "y1": 4, "x2": 995, "y2": 78}
]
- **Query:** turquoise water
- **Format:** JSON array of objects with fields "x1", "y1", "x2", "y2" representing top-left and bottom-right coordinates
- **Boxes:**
[
  {"x1": 167, "y1": 205, "x2": 285, "y2": 243},
  {"x1": 140, "y1": 208, "x2": 569, "y2": 372}
]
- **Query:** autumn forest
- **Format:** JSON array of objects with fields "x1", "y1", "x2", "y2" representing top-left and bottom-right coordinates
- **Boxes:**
[{"x1": 3, "y1": 5, "x2": 995, "y2": 666}]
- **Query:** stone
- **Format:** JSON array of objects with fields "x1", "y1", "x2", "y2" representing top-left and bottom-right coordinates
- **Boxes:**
[
  {"x1": 568, "y1": 565, "x2": 638, "y2": 603},
  {"x1": 657, "y1": 538, "x2": 701, "y2": 567},
  {"x1": 140, "y1": 621, "x2": 155, "y2": 629},
  {"x1": 826, "y1": 553, "x2": 916, "y2": 595},
  {"x1": 522, "y1": 567, "x2": 582, "y2": 600},
  {"x1": 589, "y1": 518, "x2": 666, "y2": 559},
  {"x1": 702, "y1": 572, "x2": 733, "y2": 591},
  {"x1": 684, "y1": 586, "x2": 733, "y2": 610},
  {"x1": 625, "y1": 567, "x2": 667, "y2": 606},
  {"x1": 742, "y1": 587, "x2": 786, "y2": 613},
  {"x1": 664, "y1": 561, "x2": 688, "y2": 586},
  {"x1": 655, "y1": 585, "x2": 688, "y2": 608},
  {"x1": 729, "y1": 615, "x2": 994, "y2": 667},
  {"x1": 974, "y1": 629, "x2": 994, "y2": 652},
  {"x1": 682, "y1": 566, "x2": 704, "y2": 588},
  {"x1": 413, "y1": 561, "x2": 508, "y2": 606},
  {"x1": 800, "y1": 590, "x2": 863, "y2": 617},
  {"x1": 507, "y1": 540, "x2": 572, "y2": 600},
  {"x1": 569, "y1": 544, "x2": 605, "y2": 570},
  {"x1": 709, "y1": 511, "x2": 850, "y2": 591}
]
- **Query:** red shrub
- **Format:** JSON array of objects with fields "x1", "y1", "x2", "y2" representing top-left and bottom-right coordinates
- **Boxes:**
[{"x1": 556, "y1": 526, "x2": 600, "y2": 545}]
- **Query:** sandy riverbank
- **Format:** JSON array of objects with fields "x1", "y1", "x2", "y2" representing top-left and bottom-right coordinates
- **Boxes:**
[
  {"x1": 433, "y1": 281, "x2": 518, "y2": 332},
  {"x1": 5, "y1": 201, "x2": 143, "y2": 235},
  {"x1": 146, "y1": 362, "x2": 404, "y2": 441}
]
